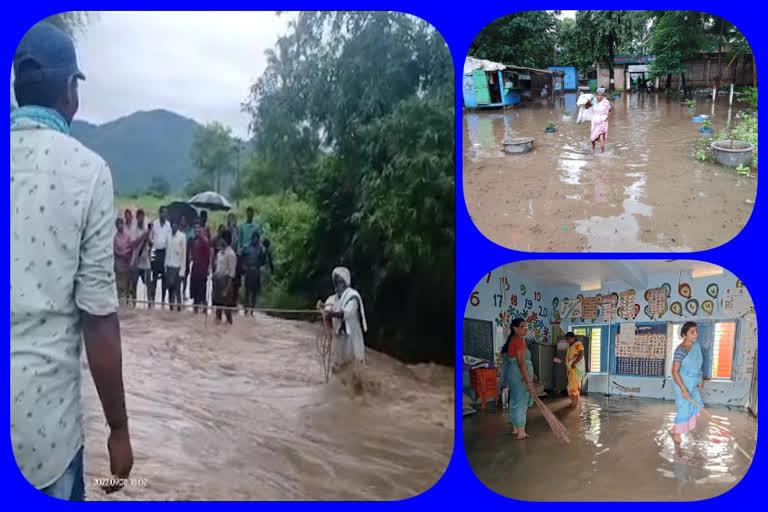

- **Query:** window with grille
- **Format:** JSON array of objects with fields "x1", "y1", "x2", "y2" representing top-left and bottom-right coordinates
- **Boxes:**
[
  {"x1": 711, "y1": 321, "x2": 736, "y2": 379},
  {"x1": 667, "y1": 321, "x2": 736, "y2": 380},
  {"x1": 572, "y1": 326, "x2": 604, "y2": 373}
]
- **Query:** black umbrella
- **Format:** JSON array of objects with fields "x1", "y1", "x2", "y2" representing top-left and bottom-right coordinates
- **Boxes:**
[{"x1": 165, "y1": 201, "x2": 199, "y2": 225}]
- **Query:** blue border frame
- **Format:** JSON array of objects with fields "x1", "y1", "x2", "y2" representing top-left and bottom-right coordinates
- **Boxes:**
[{"x1": 5, "y1": 2, "x2": 766, "y2": 507}]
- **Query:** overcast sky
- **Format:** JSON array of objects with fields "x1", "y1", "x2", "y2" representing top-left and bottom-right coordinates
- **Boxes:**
[{"x1": 74, "y1": 11, "x2": 295, "y2": 138}]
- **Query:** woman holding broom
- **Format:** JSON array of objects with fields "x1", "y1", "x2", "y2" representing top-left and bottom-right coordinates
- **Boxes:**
[
  {"x1": 670, "y1": 321, "x2": 705, "y2": 443},
  {"x1": 500, "y1": 319, "x2": 536, "y2": 440}
]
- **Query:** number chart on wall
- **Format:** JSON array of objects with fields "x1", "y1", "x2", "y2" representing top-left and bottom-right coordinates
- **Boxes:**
[{"x1": 615, "y1": 323, "x2": 667, "y2": 377}]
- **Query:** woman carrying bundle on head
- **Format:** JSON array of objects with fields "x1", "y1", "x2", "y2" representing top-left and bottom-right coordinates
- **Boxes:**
[
  {"x1": 670, "y1": 321, "x2": 705, "y2": 443},
  {"x1": 590, "y1": 87, "x2": 613, "y2": 152},
  {"x1": 500, "y1": 319, "x2": 536, "y2": 440}
]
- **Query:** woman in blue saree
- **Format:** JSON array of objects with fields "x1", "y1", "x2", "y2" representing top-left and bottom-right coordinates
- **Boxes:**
[
  {"x1": 500, "y1": 318, "x2": 536, "y2": 440},
  {"x1": 670, "y1": 321, "x2": 705, "y2": 443}
]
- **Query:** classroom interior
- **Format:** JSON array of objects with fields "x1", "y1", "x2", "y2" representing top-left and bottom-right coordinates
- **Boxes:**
[{"x1": 462, "y1": 260, "x2": 757, "y2": 501}]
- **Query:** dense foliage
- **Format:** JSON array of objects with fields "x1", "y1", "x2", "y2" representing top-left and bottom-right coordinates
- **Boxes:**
[
  {"x1": 230, "y1": 12, "x2": 454, "y2": 364},
  {"x1": 468, "y1": 11, "x2": 750, "y2": 93},
  {"x1": 189, "y1": 122, "x2": 238, "y2": 194},
  {"x1": 468, "y1": 11, "x2": 559, "y2": 68},
  {"x1": 555, "y1": 18, "x2": 593, "y2": 76},
  {"x1": 571, "y1": 11, "x2": 647, "y2": 90}
]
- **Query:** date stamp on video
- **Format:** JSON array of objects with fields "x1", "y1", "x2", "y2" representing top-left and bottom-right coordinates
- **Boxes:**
[{"x1": 93, "y1": 477, "x2": 148, "y2": 488}]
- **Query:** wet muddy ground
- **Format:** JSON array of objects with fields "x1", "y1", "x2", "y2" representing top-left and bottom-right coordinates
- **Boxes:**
[
  {"x1": 81, "y1": 309, "x2": 454, "y2": 500},
  {"x1": 464, "y1": 394, "x2": 756, "y2": 501},
  {"x1": 463, "y1": 93, "x2": 757, "y2": 252}
]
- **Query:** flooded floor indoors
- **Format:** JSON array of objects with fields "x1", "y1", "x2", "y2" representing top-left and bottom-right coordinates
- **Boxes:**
[
  {"x1": 80, "y1": 309, "x2": 454, "y2": 500},
  {"x1": 464, "y1": 394, "x2": 756, "y2": 501},
  {"x1": 463, "y1": 93, "x2": 757, "y2": 252}
]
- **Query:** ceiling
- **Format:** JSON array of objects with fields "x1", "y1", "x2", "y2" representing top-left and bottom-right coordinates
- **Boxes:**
[{"x1": 502, "y1": 260, "x2": 726, "y2": 289}]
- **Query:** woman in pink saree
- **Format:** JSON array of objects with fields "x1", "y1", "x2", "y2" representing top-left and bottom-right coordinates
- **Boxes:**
[{"x1": 590, "y1": 88, "x2": 612, "y2": 152}]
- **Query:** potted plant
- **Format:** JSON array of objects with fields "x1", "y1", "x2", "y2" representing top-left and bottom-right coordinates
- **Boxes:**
[
  {"x1": 545, "y1": 121, "x2": 556, "y2": 133},
  {"x1": 700, "y1": 120, "x2": 713, "y2": 135},
  {"x1": 711, "y1": 125, "x2": 754, "y2": 167},
  {"x1": 687, "y1": 99, "x2": 696, "y2": 111}
]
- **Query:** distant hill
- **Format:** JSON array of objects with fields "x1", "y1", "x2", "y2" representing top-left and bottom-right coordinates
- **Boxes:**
[{"x1": 71, "y1": 109, "x2": 203, "y2": 194}]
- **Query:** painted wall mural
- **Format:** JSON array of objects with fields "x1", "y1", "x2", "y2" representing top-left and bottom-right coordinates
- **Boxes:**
[
  {"x1": 465, "y1": 267, "x2": 756, "y2": 406},
  {"x1": 464, "y1": 270, "x2": 554, "y2": 354}
]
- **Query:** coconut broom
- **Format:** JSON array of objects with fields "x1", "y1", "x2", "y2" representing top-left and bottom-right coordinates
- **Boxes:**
[
  {"x1": 683, "y1": 395, "x2": 752, "y2": 461},
  {"x1": 532, "y1": 394, "x2": 570, "y2": 443}
]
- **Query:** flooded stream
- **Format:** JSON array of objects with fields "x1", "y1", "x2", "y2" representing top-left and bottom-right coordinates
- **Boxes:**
[
  {"x1": 463, "y1": 93, "x2": 757, "y2": 252},
  {"x1": 464, "y1": 394, "x2": 756, "y2": 501},
  {"x1": 81, "y1": 309, "x2": 454, "y2": 500}
]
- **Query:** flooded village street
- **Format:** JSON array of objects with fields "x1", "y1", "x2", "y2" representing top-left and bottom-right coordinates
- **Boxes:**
[{"x1": 463, "y1": 93, "x2": 757, "y2": 252}]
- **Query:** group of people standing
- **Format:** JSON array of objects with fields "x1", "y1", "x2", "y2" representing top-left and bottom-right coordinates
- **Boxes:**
[
  {"x1": 497, "y1": 318, "x2": 704, "y2": 443},
  {"x1": 113, "y1": 205, "x2": 273, "y2": 324}
]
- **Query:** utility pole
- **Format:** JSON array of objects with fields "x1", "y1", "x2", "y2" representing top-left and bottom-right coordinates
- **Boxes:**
[{"x1": 233, "y1": 138, "x2": 242, "y2": 208}]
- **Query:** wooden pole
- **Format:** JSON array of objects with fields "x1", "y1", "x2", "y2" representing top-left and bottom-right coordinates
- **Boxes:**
[{"x1": 683, "y1": 395, "x2": 752, "y2": 461}]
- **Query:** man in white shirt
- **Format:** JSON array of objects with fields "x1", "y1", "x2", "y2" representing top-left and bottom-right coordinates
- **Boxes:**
[
  {"x1": 164, "y1": 219, "x2": 187, "y2": 312},
  {"x1": 149, "y1": 206, "x2": 172, "y2": 307},
  {"x1": 11, "y1": 22, "x2": 132, "y2": 500}
]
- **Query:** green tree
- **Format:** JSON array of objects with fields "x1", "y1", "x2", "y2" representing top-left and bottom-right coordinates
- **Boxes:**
[
  {"x1": 709, "y1": 19, "x2": 754, "y2": 89},
  {"x1": 575, "y1": 11, "x2": 646, "y2": 90},
  {"x1": 647, "y1": 11, "x2": 711, "y2": 90},
  {"x1": 242, "y1": 12, "x2": 454, "y2": 364},
  {"x1": 469, "y1": 11, "x2": 560, "y2": 68},
  {"x1": 189, "y1": 122, "x2": 235, "y2": 194},
  {"x1": 555, "y1": 17, "x2": 593, "y2": 76}
]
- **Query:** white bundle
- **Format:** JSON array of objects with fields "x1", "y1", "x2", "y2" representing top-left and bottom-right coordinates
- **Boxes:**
[
  {"x1": 576, "y1": 93, "x2": 593, "y2": 106},
  {"x1": 576, "y1": 93, "x2": 594, "y2": 124}
]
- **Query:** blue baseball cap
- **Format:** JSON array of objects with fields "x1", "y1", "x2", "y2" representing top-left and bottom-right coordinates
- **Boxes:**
[{"x1": 14, "y1": 22, "x2": 85, "y2": 85}]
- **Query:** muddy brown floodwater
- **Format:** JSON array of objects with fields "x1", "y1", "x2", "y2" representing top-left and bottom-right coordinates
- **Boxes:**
[
  {"x1": 81, "y1": 309, "x2": 454, "y2": 501},
  {"x1": 464, "y1": 395, "x2": 757, "y2": 501},
  {"x1": 463, "y1": 93, "x2": 757, "y2": 252}
]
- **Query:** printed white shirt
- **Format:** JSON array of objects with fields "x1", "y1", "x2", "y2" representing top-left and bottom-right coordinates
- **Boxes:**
[{"x1": 11, "y1": 119, "x2": 119, "y2": 489}]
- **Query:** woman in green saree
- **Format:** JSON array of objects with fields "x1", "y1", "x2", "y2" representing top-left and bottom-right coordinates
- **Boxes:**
[{"x1": 500, "y1": 318, "x2": 536, "y2": 440}]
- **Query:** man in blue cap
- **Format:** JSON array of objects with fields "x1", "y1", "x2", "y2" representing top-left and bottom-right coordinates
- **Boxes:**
[{"x1": 11, "y1": 22, "x2": 133, "y2": 499}]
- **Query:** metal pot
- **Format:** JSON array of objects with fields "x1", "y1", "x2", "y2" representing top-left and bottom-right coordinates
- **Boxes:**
[{"x1": 502, "y1": 137, "x2": 535, "y2": 153}]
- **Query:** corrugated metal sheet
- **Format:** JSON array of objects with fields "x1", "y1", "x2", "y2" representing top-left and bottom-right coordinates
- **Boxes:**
[{"x1": 464, "y1": 56, "x2": 505, "y2": 76}]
